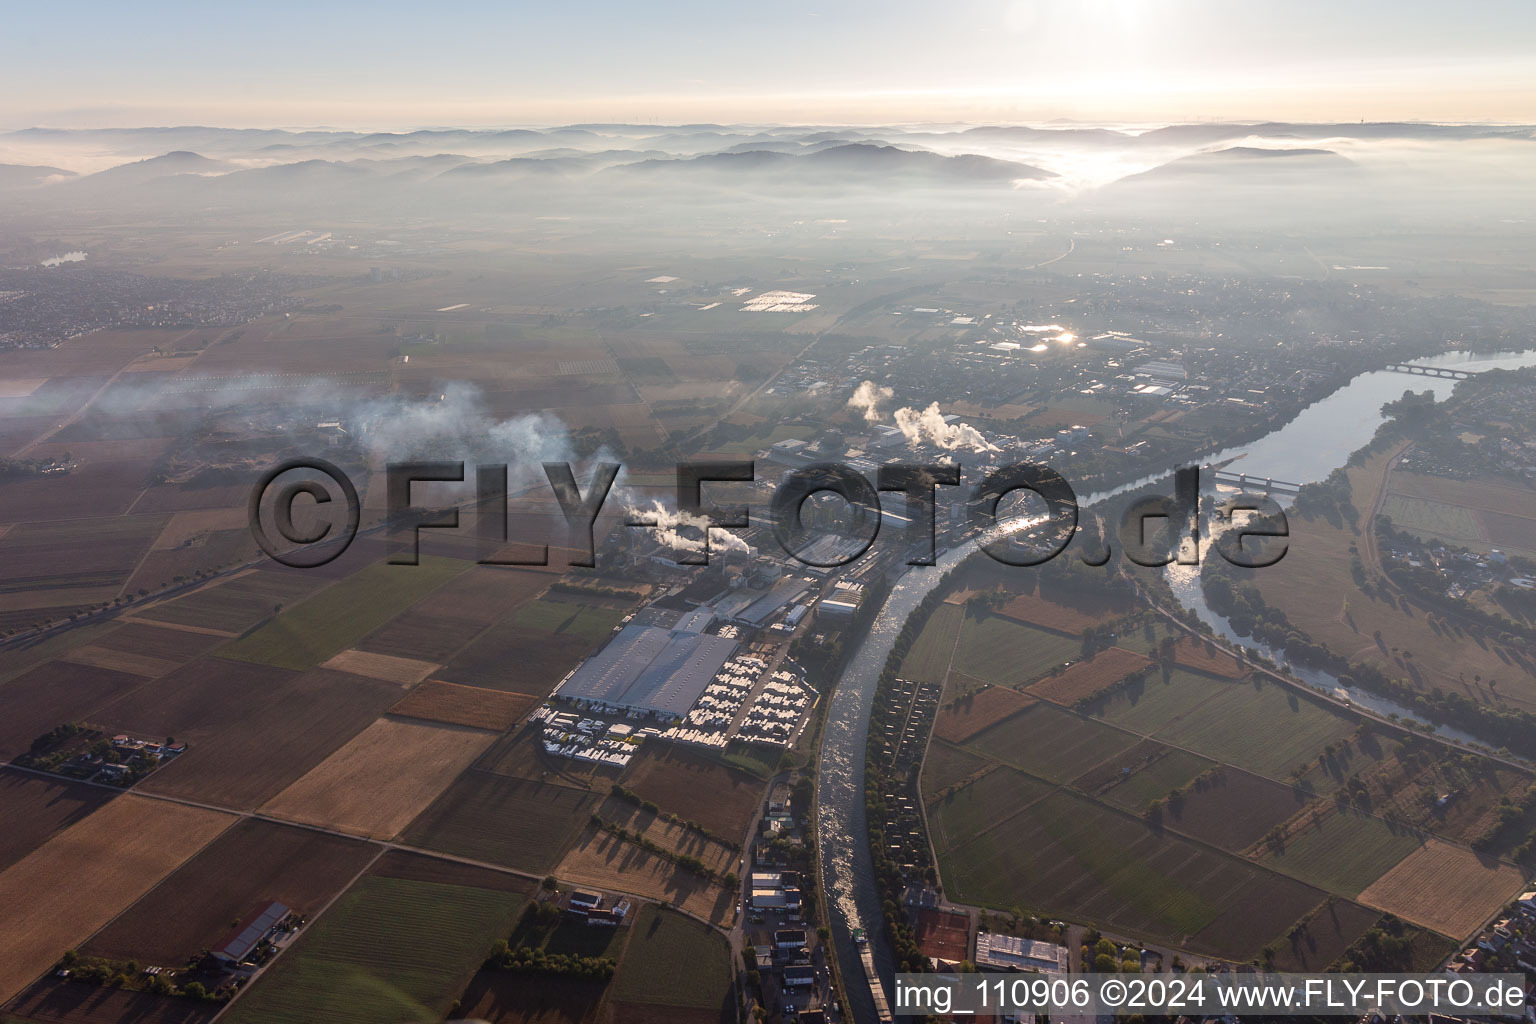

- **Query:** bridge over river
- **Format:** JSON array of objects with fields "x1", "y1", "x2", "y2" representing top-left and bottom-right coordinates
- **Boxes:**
[{"x1": 1382, "y1": 362, "x2": 1481, "y2": 380}]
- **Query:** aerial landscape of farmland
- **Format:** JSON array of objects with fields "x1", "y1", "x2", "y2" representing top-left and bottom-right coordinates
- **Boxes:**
[{"x1": 5, "y1": 6, "x2": 1536, "y2": 1023}]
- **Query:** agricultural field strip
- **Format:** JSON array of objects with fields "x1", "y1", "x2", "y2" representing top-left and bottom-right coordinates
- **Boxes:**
[
  {"x1": 0, "y1": 796, "x2": 236, "y2": 1006},
  {"x1": 1386, "y1": 470, "x2": 1536, "y2": 519},
  {"x1": 0, "y1": 760, "x2": 732, "y2": 978},
  {"x1": 202, "y1": 843, "x2": 388, "y2": 1024},
  {"x1": 932, "y1": 685, "x2": 1502, "y2": 899},
  {"x1": 1142, "y1": 598, "x2": 1535, "y2": 778}
]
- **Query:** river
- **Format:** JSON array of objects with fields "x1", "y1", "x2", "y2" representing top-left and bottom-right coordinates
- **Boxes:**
[{"x1": 816, "y1": 348, "x2": 1536, "y2": 1022}]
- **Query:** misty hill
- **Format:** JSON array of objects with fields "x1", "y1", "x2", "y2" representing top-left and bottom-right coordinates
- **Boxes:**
[
  {"x1": 613, "y1": 143, "x2": 1053, "y2": 186},
  {"x1": 958, "y1": 124, "x2": 1134, "y2": 146},
  {"x1": 440, "y1": 155, "x2": 600, "y2": 179},
  {"x1": 1115, "y1": 146, "x2": 1353, "y2": 185},
  {"x1": 1135, "y1": 121, "x2": 1531, "y2": 147},
  {"x1": 0, "y1": 164, "x2": 75, "y2": 189},
  {"x1": 78, "y1": 151, "x2": 234, "y2": 186}
]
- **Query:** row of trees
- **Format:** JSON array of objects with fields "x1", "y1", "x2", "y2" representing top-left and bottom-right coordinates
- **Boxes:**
[
  {"x1": 589, "y1": 814, "x2": 735, "y2": 887},
  {"x1": 56, "y1": 951, "x2": 223, "y2": 1001},
  {"x1": 484, "y1": 941, "x2": 615, "y2": 980}
]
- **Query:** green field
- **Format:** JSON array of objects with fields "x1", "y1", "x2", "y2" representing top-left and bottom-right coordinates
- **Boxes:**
[
  {"x1": 508, "y1": 908, "x2": 630, "y2": 960},
  {"x1": 1380, "y1": 494, "x2": 1489, "y2": 550},
  {"x1": 1260, "y1": 807, "x2": 1426, "y2": 895},
  {"x1": 402, "y1": 772, "x2": 598, "y2": 874},
  {"x1": 1088, "y1": 668, "x2": 1235, "y2": 734},
  {"x1": 507, "y1": 599, "x2": 625, "y2": 641},
  {"x1": 929, "y1": 766, "x2": 1057, "y2": 852},
  {"x1": 950, "y1": 615, "x2": 1083, "y2": 687},
  {"x1": 1107, "y1": 618, "x2": 1179, "y2": 656},
  {"x1": 719, "y1": 741, "x2": 783, "y2": 779},
  {"x1": 1092, "y1": 748, "x2": 1217, "y2": 813},
  {"x1": 933, "y1": 781, "x2": 1325, "y2": 959},
  {"x1": 921, "y1": 740, "x2": 991, "y2": 801},
  {"x1": 223, "y1": 874, "x2": 526, "y2": 1024},
  {"x1": 610, "y1": 904, "x2": 733, "y2": 1010},
  {"x1": 900, "y1": 602, "x2": 963, "y2": 683},
  {"x1": 1154, "y1": 679, "x2": 1359, "y2": 779},
  {"x1": 965, "y1": 703, "x2": 1141, "y2": 784},
  {"x1": 216, "y1": 557, "x2": 467, "y2": 670},
  {"x1": 141, "y1": 571, "x2": 324, "y2": 634}
]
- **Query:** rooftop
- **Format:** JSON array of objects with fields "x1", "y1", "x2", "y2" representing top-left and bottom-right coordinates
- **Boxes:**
[
  {"x1": 214, "y1": 900, "x2": 289, "y2": 963},
  {"x1": 974, "y1": 933, "x2": 1068, "y2": 974},
  {"x1": 555, "y1": 622, "x2": 737, "y2": 718}
]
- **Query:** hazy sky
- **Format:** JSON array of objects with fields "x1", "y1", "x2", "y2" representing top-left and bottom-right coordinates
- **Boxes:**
[{"x1": 6, "y1": 0, "x2": 1534, "y2": 127}]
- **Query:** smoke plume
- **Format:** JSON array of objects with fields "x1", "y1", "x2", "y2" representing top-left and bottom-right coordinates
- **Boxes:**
[
  {"x1": 892, "y1": 402, "x2": 999, "y2": 452},
  {"x1": 623, "y1": 497, "x2": 752, "y2": 558},
  {"x1": 847, "y1": 379, "x2": 894, "y2": 423}
]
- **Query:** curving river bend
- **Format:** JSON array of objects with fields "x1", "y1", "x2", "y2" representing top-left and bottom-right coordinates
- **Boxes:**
[{"x1": 815, "y1": 349, "x2": 1536, "y2": 1023}]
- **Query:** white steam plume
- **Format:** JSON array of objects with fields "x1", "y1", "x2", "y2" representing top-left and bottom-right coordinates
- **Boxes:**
[
  {"x1": 623, "y1": 498, "x2": 751, "y2": 558},
  {"x1": 847, "y1": 379, "x2": 894, "y2": 423},
  {"x1": 892, "y1": 402, "x2": 999, "y2": 453},
  {"x1": 350, "y1": 381, "x2": 576, "y2": 468}
]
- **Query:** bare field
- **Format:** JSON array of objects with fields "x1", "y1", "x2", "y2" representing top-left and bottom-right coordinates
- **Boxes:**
[
  {"x1": 3, "y1": 978, "x2": 217, "y2": 1024},
  {"x1": 999, "y1": 589, "x2": 1129, "y2": 635},
  {"x1": 0, "y1": 459, "x2": 157, "y2": 524},
  {"x1": 126, "y1": 529, "x2": 260, "y2": 597},
  {"x1": 1026, "y1": 648, "x2": 1151, "y2": 706},
  {"x1": 443, "y1": 624, "x2": 610, "y2": 695},
  {"x1": 134, "y1": 570, "x2": 325, "y2": 635},
  {"x1": 88, "y1": 621, "x2": 223, "y2": 662},
  {"x1": 58, "y1": 644, "x2": 180, "y2": 679},
  {"x1": 261, "y1": 717, "x2": 494, "y2": 839},
  {"x1": 620, "y1": 746, "x2": 764, "y2": 839},
  {"x1": 932, "y1": 686, "x2": 1037, "y2": 744},
  {"x1": 402, "y1": 771, "x2": 599, "y2": 873},
  {"x1": 83, "y1": 819, "x2": 374, "y2": 965},
  {"x1": 0, "y1": 795, "x2": 234, "y2": 1004},
  {"x1": 148, "y1": 508, "x2": 249, "y2": 550},
  {"x1": 599, "y1": 798, "x2": 740, "y2": 876},
  {"x1": 0, "y1": 515, "x2": 168, "y2": 597},
  {"x1": 131, "y1": 665, "x2": 402, "y2": 810},
  {"x1": 555, "y1": 827, "x2": 734, "y2": 925},
  {"x1": 0, "y1": 767, "x2": 116, "y2": 874},
  {"x1": 1273, "y1": 899, "x2": 1385, "y2": 972},
  {"x1": 1356, "y1": 839, "x2": 1524, "y2": 938},
  {"x1": 0, "y1": 661, "x2": 145, "y2": 760},
  {"x1": 389, "y1": 679, "x2": 537, "y2": 732},
  {"x1": 1389, "y1": 470, "x2": 1536, "y2": 519},
  {"x1": 321, "y1": 648, "x2": 439, "y2": 686}
]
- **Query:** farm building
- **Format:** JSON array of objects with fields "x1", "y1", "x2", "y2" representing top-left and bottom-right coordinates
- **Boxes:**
[
  {"x1": 553, "y1": 622, "x2": 737, "y2": 720},
  {"x1": 568, "y1": 890, "x2": 603, "y2": 911},
  {"x1": 212, "y1": 900, "x2": 290, "y2": 964},
  {"x1": 974, "y1": 933, "x2": 1069, "y2": 974}
]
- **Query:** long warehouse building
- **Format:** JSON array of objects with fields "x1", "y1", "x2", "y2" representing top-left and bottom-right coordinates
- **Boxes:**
[{"x1": 553, "y1": 622, "x2": 737, "y2": 720}]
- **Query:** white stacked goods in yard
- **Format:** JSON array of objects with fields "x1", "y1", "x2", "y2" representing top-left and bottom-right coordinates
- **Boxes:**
[
  {"x1": 662, "y1": 654, "x2": 767, "y2": 747},
  {"x1": 737, "y1": 670, "x2": 817, "y2": 747},
  {"x1": 539, "y1": 716, "x2": 641, "y2": 767}
]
